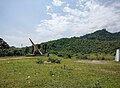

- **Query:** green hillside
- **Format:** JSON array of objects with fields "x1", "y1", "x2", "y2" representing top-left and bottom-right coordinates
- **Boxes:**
[
  {"x1": 45, "y1": 29, "x2": 120, "y2": 59},
  {"x1": 47, "y1": 38, "x2": 120, "y2": 54},
  {"x1": 0, "y1": 29, "x2": 120, "y2": 59},
  {"x1": 0, "y1": 38, "x2": 9, "y2": 49},
  {"x1": 80, "y1": 29, "x2": 120, "y2": 41},
  {"x1": 0, "y1": 38, "x2": 31, "y2": 57}
]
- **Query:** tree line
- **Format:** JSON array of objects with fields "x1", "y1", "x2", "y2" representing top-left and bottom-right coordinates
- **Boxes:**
[{"x1": 0, "y1": 29, "x2": 120, "y2": 59}]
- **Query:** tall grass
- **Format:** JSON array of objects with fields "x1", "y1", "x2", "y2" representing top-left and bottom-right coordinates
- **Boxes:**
[
  {"x1": 75, "y1": 53, "x2": 114, "y2": 60},
  {"x1": 0, "y1": 55, "x2": 120, "y2": 88}
]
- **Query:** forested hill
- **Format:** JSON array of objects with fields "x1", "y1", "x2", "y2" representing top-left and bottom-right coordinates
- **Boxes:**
[
  {"x1": 46, "y1": 29, "x2": 120, "y2": 55},
  {"x1": 80, "y1": 29, "x2": 120, "y2": 41},
  {"x1": 0, "y1": 29, "x2": 120, "y2": 57},
  {"x1": 0, "y1": 38, "x2": 9, "y2": 49}
]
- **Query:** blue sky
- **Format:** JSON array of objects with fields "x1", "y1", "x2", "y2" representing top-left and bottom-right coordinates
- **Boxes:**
[{"x1": 0, "y1": 0, "x2": 120, "y2": 47}]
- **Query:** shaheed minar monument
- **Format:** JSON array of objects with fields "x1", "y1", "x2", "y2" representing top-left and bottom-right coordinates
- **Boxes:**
[
  {"x1": 29, "y1": 38, "x2": 120, "y2": 61},
  {"x1": 115, "y1": 49, "x2": 120, "y2": 62},
  {"x1": 29, "y1": 38, "x2": 47, "y2": 56}
]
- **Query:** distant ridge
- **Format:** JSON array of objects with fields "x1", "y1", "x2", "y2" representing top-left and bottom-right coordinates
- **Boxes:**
[
  {"x1": 0, "y1": 38, "x2": 9, "y2": 48},
  {"x1": 46, "y1": 29, "x2": 120, "y2": 54},
  {"x1": 80, "y1": 29, "x2": 120, "y2": 41},
  {"x1": 0, "y1": 29, "x2": 120, "y2": 57}
]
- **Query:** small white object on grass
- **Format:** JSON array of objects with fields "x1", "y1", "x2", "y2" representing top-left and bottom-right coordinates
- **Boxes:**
[{"x1": 27, "y1": 76, "x2": 30, "y2": 78}]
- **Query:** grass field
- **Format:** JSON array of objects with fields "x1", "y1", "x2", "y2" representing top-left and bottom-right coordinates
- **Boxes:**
[{"x1": 0, "y1": 55, "x2": 120, "y2": 88}]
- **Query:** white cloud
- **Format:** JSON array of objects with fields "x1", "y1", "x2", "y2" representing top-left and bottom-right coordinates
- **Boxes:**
[
  {"x1": 36, "y1": 13, "x2": 69, "y2": 37},
  {"x1": 3, "y1": 0, "x2": 119, "y2": 47},
  {"x1": 112, "y1": 2, "x2": 120, "y2": 8},
  {"x1": 111, "y1": 2, "x2": 120, "y2": 13},
  {"x1": 63, "y1": 7, "x2": 83, "y2": 17},
  {"x1": 52, "y1": 0, "x2": 65, "y2": 6},
  {"x1": 66, "y1": 4, "x2": 69, "y2": 7},
  {"x1": 37, "y1": 0, "x2": 120, "y2": 39},
  {"x1": 3, "y1": 33, "x2": 53, "y2": 47},
  {"x1": 3, "y1": 35, "x2": 31, "y2": 47},
  {"x1": 46, "y1": 5, "x2": 52, "y2": 11}
]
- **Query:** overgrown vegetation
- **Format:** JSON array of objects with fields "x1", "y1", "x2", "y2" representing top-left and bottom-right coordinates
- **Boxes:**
[
  {"x1": 0, "y1": 47, "x2": 31, "y2": 57},
  {"x1": 80, "y1": 29, "x2": 120, "y2": 41},
  {"x1": 0, "y1": 55, "x2": 120, "y2": 88},
  {"x1": 36, "y1": 55, "x2": 61, "y2": 64},
  {"x1": 47, "y1": 37, "x2": 120, "y2": 54},
  {"x1": 74, "y1": 53, "x2": 114, "y2": 60},
  {"x1": 0, "y1": 29, "x2": 119, "y2": 88},
  {"x1": 0, "y1": 29, "x2": 120, "y2": 60},
  {"x1": 45, "y1": 29, "x2": 120, "y2": 59}
]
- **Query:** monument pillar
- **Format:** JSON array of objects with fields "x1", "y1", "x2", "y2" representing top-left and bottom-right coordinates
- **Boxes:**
[
  {"x1": 29, "y1": 38, "x2": 43, "y2": 55},
  {"x1": 115, "y1": 49, "x2": 120, "y2": 62}
]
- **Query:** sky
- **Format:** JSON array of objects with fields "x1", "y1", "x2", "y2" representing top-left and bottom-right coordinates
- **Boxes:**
[{"x1": 0, "y1": 0, "x2": 120, "y2": 47}]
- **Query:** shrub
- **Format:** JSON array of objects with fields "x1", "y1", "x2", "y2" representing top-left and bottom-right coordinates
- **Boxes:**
[
  {"x1": 49, "y1": 50, "x2": 58, "y2": 55},
  {"x1": 55, "y1": 59, "x2": 61, "y2": 63},
  {"x1": 57, "y1": 52, "x2": 72, "y2": 58},
  {"x1": 36, "y1": 59, "x2": 44, "y2": 64},
  {"x1": 57, "y1": 54, "x2": 63, "y2": 57},
  {"x1": 47, "y1": 58, "x2": 61, "y2": 64},
  {"x1": 75, "y1": 53, "x2": 88, "y2": 60}
]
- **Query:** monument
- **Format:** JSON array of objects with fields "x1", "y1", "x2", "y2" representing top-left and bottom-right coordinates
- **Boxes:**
[
  {"x1": 115, "y1": 49, "x2": 120, "y2": 62},
  {"x1": 29, "y1": 38, "x2": 43, "y2": 56}
]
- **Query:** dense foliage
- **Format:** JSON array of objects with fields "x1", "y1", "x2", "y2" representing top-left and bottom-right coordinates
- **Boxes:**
[
  {"x1": 80, "y1": 29, "x2": 120, "y2": 41},
  {"x1": 0, "y1": 47, "x2": 31, "y2": 57},
  {"x1": 46, "y1": 29, "x2": 120, "y2": 59},
  {"x1": 47, "y1": 38, "x2": 120, "y2": 54},
  {"x1": 0, "y1": 38, "x2": 9, "y2": 49},
  {"x1": 0, "y1": 29, "x2": 120, "y2": 59}
]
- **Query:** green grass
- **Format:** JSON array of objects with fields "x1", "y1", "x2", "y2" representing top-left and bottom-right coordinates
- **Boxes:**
[{"x1": 0, "y1": 55, "x2": 120, "y2": 88}]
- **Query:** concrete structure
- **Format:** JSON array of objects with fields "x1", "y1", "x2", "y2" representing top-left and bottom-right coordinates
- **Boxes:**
[{"x1": 115, "y1": 49, "x2": 120, "y2": 62}]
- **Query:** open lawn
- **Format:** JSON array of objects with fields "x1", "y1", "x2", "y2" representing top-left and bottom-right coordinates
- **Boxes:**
[{"x1": 0, "y1": 55, "x2": 120, "y2": 88}]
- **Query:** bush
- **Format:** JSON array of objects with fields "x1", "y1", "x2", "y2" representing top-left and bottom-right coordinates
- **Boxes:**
[
  {"x1": 84, "y1": 53, "x2": 114, "y2": 60},
  {"x1": 48, "y1": 58, "x2": 61, "y2": 64},
  {"x1": 55, "y1": 59, "x2": 61, "y2": 63},
  {"x1": 57, "y1": 54, "x2": 63, "y2": 57},
  {"x1": 75, "y1": 53, "x2": 88, "y2": 60},
  {"x1": 49, "y1": 50, "x2": 58, "y2": 55},
  {"x1": 57, "y1": 52, "x2": 72, "y2": 58},
  {"x1": 36, "y1": 59, "x2": 44, "y2": 64}
]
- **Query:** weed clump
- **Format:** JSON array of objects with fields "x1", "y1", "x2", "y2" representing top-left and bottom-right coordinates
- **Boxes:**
[
  {"x1": 36, "y1": 59, "x2": 44, "y2": 64},
  {"x1": 36, "y1": 57, "x2": 61, "y2": 64},
  {"x1": 47, "y1": 58, "x2": 61, "y2": 64}
]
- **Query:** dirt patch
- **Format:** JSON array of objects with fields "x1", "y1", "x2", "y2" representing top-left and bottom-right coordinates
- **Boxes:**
[
  {"x1": 76, "y1": 60, "x2": 110, "y2": 64},
  {"x1": 0, "y1": 57, "x2": 32, "y2": 60}
]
